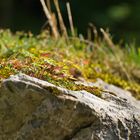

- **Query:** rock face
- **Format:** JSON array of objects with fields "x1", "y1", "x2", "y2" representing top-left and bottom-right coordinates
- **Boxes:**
[{"x1": 0, "y1": 74, "x2": 140, "y2": 140}]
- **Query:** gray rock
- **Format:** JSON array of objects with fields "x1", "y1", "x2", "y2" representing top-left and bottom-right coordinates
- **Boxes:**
[
  {"x1": 0, "y1": 73, "x2": 140, "y2": 140},
  {"x1": 75, "y1": 79, "x2": 140, "y2": 110}
]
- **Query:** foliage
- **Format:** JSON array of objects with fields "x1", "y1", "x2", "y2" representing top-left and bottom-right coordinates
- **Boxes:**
[{"x1": 0, "y1": 30, "x2": 140, "y2": 99}]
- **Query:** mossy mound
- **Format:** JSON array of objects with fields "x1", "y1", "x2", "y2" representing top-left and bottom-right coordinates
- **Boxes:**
[{"x1": 0, "y1": 30, "x2": 140, "y2": 99}]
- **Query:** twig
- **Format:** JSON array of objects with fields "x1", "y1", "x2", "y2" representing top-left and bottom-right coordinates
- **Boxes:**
[
  {"x1": 40, "y1": 0, "x2": 59, "y2": 38},
  {"x1": 66, "y1": 2, "x2": 75, "y2": 37},
  {"x1": 53, "y1": 0, "x2": 68, "y2": 38},
  {"x1": 100, "y1": 28, "x2": 114, "y2": 48},
  {"x1": 100, "y1": 28, "x2": 132, "y2": 81},
  {"x1": 46, "y1": 0, "x2": 52, "y2": 13},
  {"x1": 89, "y1": 23, "x2": 98, "y2": 40},
  {"x1": 87, "y1": 27, "x2": 92, "y2": 41}
]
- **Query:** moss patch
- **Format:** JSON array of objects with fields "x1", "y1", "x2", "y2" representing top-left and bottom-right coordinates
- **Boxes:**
[{"x1": 0, "y1": 30, "x2": 140, "y2": 99}]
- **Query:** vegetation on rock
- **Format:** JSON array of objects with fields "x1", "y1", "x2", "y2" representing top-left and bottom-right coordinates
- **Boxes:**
[{"x1": 0, "y1": 29, "x2": 140, "y2": 99}]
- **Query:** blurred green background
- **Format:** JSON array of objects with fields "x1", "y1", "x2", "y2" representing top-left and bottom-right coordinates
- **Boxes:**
[{"x1": 0, "y1": 0, "x2": 140, "y2": 44}]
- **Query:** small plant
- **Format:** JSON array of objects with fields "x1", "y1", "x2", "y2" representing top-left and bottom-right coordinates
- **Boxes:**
[{"x1": 0, "y1": 30, "x2": 140, "y2": 99}]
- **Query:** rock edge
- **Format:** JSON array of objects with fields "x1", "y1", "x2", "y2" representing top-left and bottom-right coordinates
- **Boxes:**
[{"x1": 0, "y1": 73, "x2": 140, "y2": 140}]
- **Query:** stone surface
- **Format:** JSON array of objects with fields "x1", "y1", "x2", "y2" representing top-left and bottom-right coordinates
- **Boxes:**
[
  {"x1": 75, "y1": 79, "x2": 140, "y2": 110},
  {"x1": 0, "y1": 73, "x2": 140, "y2": 140}
]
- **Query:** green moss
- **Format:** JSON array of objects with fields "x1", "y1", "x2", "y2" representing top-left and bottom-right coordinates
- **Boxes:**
[
  {"x1": 0, "y1": 30, "x2": 140, "y2": 99},
  {"x1": 45, "y1": 86, "x2": 63, "y2": 96},
  {"x1": 75, "y1": 85, "x2": 102, "y2": 97},
  {"x1": 83, "y1": 64, "x2": 140, "y2": 99}
]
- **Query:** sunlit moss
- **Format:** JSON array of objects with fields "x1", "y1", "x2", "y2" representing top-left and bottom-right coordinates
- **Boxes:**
[{"x1": 0, "y1": 30, "x2": 140, "y2": 99}]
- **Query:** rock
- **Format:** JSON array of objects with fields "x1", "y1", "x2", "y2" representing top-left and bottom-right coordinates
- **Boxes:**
[
  {"x1": 0, "y1": 73, "x2": 140, "y2": 140},
  {"x1": 75, "y1": 79, "x2": 140, "y2": 110}
]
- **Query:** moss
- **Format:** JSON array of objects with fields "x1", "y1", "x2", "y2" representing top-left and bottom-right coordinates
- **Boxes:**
[
  {"x1": 0, "y1": 30, "x2": 140, "y2": 99},
  {"x1": 45, "y1": 86, "x2": 63, "y2": 96},
  {"x1": 75, "y1": 85, "x2": 102, "y2": 97}
]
